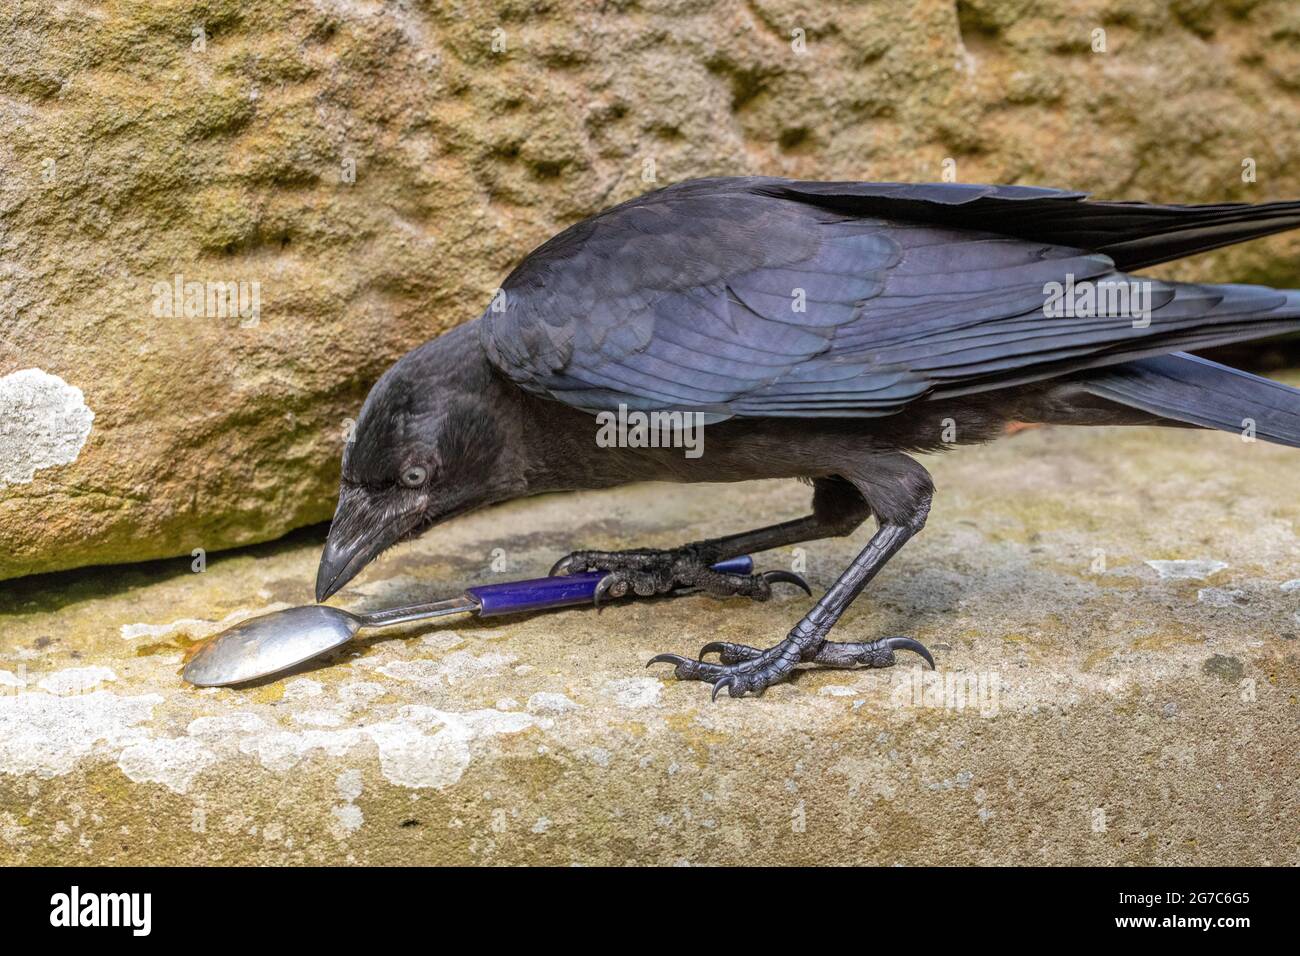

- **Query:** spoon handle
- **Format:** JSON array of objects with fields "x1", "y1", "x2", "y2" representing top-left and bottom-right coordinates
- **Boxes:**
[{"x1": 467, "y1": 555, "x2": 754, "y2": 618}]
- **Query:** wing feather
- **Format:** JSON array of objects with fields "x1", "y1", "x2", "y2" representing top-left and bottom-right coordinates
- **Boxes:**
[{"x1": 480, "y1": 178, "x2": 1300, "y2": 418}]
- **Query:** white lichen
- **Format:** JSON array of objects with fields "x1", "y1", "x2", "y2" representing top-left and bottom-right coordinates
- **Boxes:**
[
  {"x1": 37, "y1": 666, "x2": 116, "y2": 695},
  {"x1": 0, "y1": 368, "x2": 94, "y2": 488},
  {"x1": 527, "y1": 691, "x2": 580, "y2": 714},
  {"x1": 120, "y1": 605, "x2": 291, "y2": 642},
  {"x1": 602, "y1": 677, "x2": 662, "y2": 709},
  {"x1": 1144, "y1": 559, "x2": 1229, "y2": 580},
  {"x1": 282, "y1": 677, "x2": 325, "y2": 700},
  {"x1": 117, "y1": 737, "x2": 216, "y2": 794},
  {"x1": 0, "y1": 690, "x2": 161, "y2": 778}
]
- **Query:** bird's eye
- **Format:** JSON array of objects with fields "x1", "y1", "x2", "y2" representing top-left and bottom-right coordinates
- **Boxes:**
[{"x1": 400, "y1": 465, "x2": 428, "y2": 487}]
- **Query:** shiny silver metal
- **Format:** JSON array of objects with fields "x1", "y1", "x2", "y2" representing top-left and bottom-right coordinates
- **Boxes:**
[{"x1": 182, "y1": 595, "x2": 476, "y2": 687}]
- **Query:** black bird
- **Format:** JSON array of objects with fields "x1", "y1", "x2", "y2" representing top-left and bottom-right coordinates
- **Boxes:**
[{"x1": 316, "y1": 178, "x2": 1300, "y2": 699}]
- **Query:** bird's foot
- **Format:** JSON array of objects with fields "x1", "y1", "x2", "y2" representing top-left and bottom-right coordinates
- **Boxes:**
[
  {"x1": 549, "y1": 546, "x2": 810, "y2": 607},
  {"x1": 648, "y1": 633, "x2": 935, "y2": 700}
]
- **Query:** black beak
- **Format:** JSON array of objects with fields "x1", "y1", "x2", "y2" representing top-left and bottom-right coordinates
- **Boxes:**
[{"x1": 315, "y1": 485, "x2": 424, "y2": 602}]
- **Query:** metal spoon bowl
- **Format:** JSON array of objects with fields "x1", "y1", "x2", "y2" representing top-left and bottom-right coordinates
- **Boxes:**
[{"x1": 182, "y1": 597, "x2": 470, "y2": 687}]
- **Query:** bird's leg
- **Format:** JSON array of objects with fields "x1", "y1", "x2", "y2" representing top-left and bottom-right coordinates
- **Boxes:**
[
  {"x1": 648, "y1": 460, "x2": 936, "y2": 698},
  {"x1": 550, "y1": 478, "x2": 868, "y2": 604}
]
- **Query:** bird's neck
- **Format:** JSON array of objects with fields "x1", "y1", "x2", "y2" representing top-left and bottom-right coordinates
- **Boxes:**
[
  {"x1": 508, "y1": 389, "x2": 671, "y2": 495},
  {"x1": 451, "y1": 319, "x2": 691, "y2": 497}
]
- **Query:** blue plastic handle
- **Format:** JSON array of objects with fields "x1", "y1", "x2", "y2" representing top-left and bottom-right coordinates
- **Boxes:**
[{"x1": 468, "y1": 555, "x2": 754, "y2": 618}]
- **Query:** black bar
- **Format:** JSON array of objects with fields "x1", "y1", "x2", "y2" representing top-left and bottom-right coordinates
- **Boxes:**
[{"x1": 0, "y1": 866, "x2": 1280, "y2": 940}]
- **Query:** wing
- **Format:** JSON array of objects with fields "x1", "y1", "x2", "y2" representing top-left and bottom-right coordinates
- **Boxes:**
[{"x1": 479, "y1": 178, "x2": 1300, "y2": 418}]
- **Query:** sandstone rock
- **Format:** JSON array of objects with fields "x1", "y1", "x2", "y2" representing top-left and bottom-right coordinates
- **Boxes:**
[
  {"x1": 0, "y1": 421, "x2": 1296, "y2": 863},
  {"x1": 2, "y1": 0, "x2": 1299, "y2": 579}
]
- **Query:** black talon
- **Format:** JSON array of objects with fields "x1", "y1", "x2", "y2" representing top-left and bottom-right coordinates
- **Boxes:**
[
  {"x1": 549, "y1": 556, "x2": 572, "y2": 576},
  {"x1": 647, "y1": 653, "x2": 689, "y2": 668},
  {"x1": 761, "y1": 569, "x2": 812, "y2": 596},
  {"x1": 649, "y1": 633, "x2": 933, "y2": 699},
  {"x1": 592, "y1": 575, "x2": 622, "y2": 610},
  {"x1": 884, "y1": 636, "x2": 935, "y2": 669}
]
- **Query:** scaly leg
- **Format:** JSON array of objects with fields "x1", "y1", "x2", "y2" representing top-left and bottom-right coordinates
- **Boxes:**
[{"x1": 648, "y1": 457, "x2": 937, "y2": 698}]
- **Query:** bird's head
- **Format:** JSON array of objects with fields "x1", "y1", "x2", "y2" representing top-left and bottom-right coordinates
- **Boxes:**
[{"x1": 315, "y1": 327, "x2": 522, "y2": 601}]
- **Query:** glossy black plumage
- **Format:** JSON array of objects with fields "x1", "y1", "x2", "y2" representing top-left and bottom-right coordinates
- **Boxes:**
[{"x1": 481, "y1": 178, "x2": 1300, "y2": 419}]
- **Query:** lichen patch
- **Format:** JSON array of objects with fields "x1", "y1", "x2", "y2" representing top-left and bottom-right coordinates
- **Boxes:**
[{"x1": 0, "y1": 369, "x2": 94, "y2": 488}]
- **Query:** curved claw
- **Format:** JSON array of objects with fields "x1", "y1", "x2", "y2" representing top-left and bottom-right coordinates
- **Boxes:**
[
  {"x1": 647, "y1": 653, "x2": 689, "y2": 669},
  {"x1": 592, "y1": 574, "x2": 630, "y2": 611},
  {"x1": 884, "y1": 636, "x2": 936, "y2": 670},
  {"x1": 761, "y1": 569, "x2": 812, "y2": 597},
  {"x1": 698, "y1": 641, "x2": 726, "y2": 658},
  {"x1": 711, "y1": 676, "x2": 734, "y2": 701},
  {"x1": 549, "y1": 555, "x2": 579, "y2": 577}
]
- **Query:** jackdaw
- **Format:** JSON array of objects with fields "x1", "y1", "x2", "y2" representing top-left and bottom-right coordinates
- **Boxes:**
[{"x1": 316, "y1": 178, "x2": 1300, "y2": 699}]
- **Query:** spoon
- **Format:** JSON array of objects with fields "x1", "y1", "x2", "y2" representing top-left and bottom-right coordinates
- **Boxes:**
[{"x1": 182, "y1": 555, "x2": 804, "y2": 687}]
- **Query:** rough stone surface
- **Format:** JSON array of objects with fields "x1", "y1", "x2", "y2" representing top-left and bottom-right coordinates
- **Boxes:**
[
  {"x1": 3, "y1": 0, "x2": 1300, "y2": 580},
  {"x1": 1, "y1": 416, "x2": 1297, "y2": 865}
]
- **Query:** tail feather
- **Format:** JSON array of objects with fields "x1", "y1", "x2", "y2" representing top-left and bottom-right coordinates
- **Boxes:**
[
  {"x1": 769, "y1": 181, "x2": 1300, "y2": 271},
  {"x1": 1076, "y1": 352, "x2": 1300, "y2": 448},
  {"x1": 925, "y1": 284, "x2": 1300, "y2": 404},
  {"x1": 1020, "y1": 200, "x2": 1300, "y2": 271}
]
